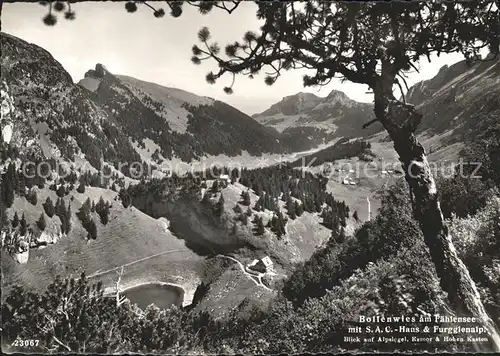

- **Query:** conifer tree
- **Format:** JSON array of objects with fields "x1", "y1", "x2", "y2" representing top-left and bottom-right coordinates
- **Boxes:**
[
  {"x1": 11, "y1": 211, "x2": 19, "y2": 228},
  {"x1": 20, "y1": 213, "x2": 27, "y2": 236},
  {"x1": 66, "y1": 202, "x2": 72, "y2": 232},
  {"x1": 286, "y1": 196, "x2": 296, "y2": 219},
  {"x1": 96, "y1": 197, "x2": 110, "y2": 225},
  {"x1": 240, "y1": 190, "x2": 251, "y2": 206},
  {"x1": 18, "y1": 175, "x2": 26, "y2": 197},
  {"x1": 96, "y1": 197, "x2": 105, "y2": 214},
  {"x1": 184, "y1": 2, "x2": 500, "y2": 340},
  {"x1": 201, "y1": 191, "x2": 211, "y2": 205},
  {"x1": 256, "y1": 216, "x2": 265, "y2": 236},
  {"x1": 119, "y1": 188, "x2": 131, "y2": 208},
  {"x1": 2, "y1": 172, "x2": 15, "y2": 208},
  {"x1": 56, "y1": 184, "x2": 66, "y2": 198},
  {"x1": 41, "y1": 1, "x2": 500, "y2": 342},
  {"x1": 233, "y1": 204, "x2": 242, "y2": 214},
  {"x1": 37, "y1": 176, "x2": 45, "y2": 189},
  {"x1": 211, "y1": 179, "x2": 220, "y2": 193},
  {"x1": 295, "y1": 201, "x2": 304, "y2": 217},
  {"x1": 37, "y1": 213, "x2": 46, "y2": 231},
  {"x1": 239, "y1": 213, "x2": 248, "y2": 225},
  {"x1": 0, "y1": 180, "x2": 7, "y2": 230},
  {"x1": 254, "y1": 193, "x2": 264, "y2": 212},
  {"x1": 87, "y1": 219, "x2": 97, "y2": 240},
  {"x1": 271, "y1": 209, "x2": 286, "y2": 238},
  {"x1": 43, "y1": 197, "x2": 55, "y2": 218},
  {"x1": 214, "y1": 193, "x2": 225, "y2": 216},
  {"x1": 76, "y1": 183, "x2": 85, "y2": 194},
  {"x1": 231, "y1": 221, "x2": 238, "y2": 235},
  {"x1": 282, "y1": 189, "x2": 290, "y2": 202},
  {"x1": 246, "y1": 206, "x2": 252, "y2": 217},
  {"x1": 77, "y1": 198, "x2": 92, "y2": 227},
  {"x1": 59, "y1": 212, "x2": 68, "y2": 234}
]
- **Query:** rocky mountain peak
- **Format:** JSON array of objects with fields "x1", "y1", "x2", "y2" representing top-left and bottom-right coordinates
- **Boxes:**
[
  {"x1": 325, "y1": 89, "x2": 353, "y2": 107},
  {"x1": 84, "y1": 63, "x2": 109, "y2": 79},
  {"x1": 79, "y1": 63, "x2": 111, "y2": 92},
  {"x1": 327, "y1": 89, "x2": 348, "y2": 99}
]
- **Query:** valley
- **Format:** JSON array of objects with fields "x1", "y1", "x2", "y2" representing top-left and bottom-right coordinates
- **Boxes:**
[
  {"x1": 0, "y1": 30, "x2": 491, "y2": 305},
  {"x1": 1, "y1": 16, "x2": 500, "y2": 354}
]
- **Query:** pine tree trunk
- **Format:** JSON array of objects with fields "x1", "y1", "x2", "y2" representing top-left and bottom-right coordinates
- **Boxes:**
[{"x1": 374, "y1": 93, "x2": 500, "y2": 351}]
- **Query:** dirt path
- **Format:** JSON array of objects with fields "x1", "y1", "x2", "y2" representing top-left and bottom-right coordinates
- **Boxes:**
[{"x1": 87, "y1": 248, "x2": 190, "y2": 279}]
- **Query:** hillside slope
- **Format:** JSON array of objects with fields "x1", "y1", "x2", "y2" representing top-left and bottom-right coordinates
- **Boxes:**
[
  {"x1": 0, "y1": 32, "x2": 143, "y2": 177},
  {"x1": 1, "y1": 186, "x2": 204, "y2": 306},
  {"x1": 366, "y1": 55, "x2": 500, "y2": 162},
  {"x1": 1, "y1": 32, "x2": 292, "y2": 183},
  {"x1": 79, "y1": 63, "x2": 289, "y2": 166},
  {"x1": 407, "y1": 54, "x2": 500, "y2": 145}
]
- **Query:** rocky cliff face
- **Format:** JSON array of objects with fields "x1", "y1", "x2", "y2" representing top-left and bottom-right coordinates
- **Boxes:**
[
  {"x1": 78, "y1": 63, "x2": 108, "y2": 93},
  {"x1": 1, "y1": 32, "x2": 138, "y2": 173},
  {"x1": 406, "y1": 54, "x2": 500, "y2": 144}
]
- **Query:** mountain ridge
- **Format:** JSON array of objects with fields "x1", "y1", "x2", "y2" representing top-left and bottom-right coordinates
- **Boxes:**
[
  {"x1": 0, "y1": 32, "x2": 292, "y2": 180},
  {"x1": 252, "y1": 88, "x2": 383, "y2": 151}
]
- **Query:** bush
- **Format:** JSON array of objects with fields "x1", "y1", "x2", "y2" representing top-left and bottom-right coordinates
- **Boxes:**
[
  {"x1": 283, "y1": 179, "x2": 422, "y2": 305},
  {"x1": 447, "y1": 195, "x2": 500, "y2": 321},
  {"x1": 437, "y1": 173, "x2": 493, "y2": 219},
  {"x1": 233, "y1": 204, "x2": 243, "y2": 214}
]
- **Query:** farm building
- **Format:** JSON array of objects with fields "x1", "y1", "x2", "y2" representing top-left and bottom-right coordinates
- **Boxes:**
[
  {"x1": 217, "y1": 174, "x2": 232, "y2": 187},
  {"x1": 247, "y1": 255, "x2": 275, "y2": 274}
]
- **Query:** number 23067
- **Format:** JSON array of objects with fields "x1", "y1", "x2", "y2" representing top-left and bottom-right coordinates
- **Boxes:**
[{"x1": 11, "y1": 339, "x2": 40, "y2": 348}]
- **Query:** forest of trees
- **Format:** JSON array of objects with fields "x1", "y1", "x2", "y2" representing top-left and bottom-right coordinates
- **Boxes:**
[
  {"x1": 121, "y1": 163, "x2": 350, "y2": 241},
  {"x1": 4, "y1": 172, "x2": 499, "y2": 353}
]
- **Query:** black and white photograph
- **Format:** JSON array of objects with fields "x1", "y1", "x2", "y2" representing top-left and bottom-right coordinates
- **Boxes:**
[{"x1": 1, "y1": 0, "x2": 499, "y2": 353}]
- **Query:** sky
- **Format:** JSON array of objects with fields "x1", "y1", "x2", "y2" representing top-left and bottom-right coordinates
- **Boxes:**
[{"x1": 2, "y1": 1, "x2": 467, "y2": 115}]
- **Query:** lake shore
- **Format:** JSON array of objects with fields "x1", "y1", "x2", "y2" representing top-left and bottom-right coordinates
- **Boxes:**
[{"x1": 104, "y1": 279, "x2": 197, "y2": 307}]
